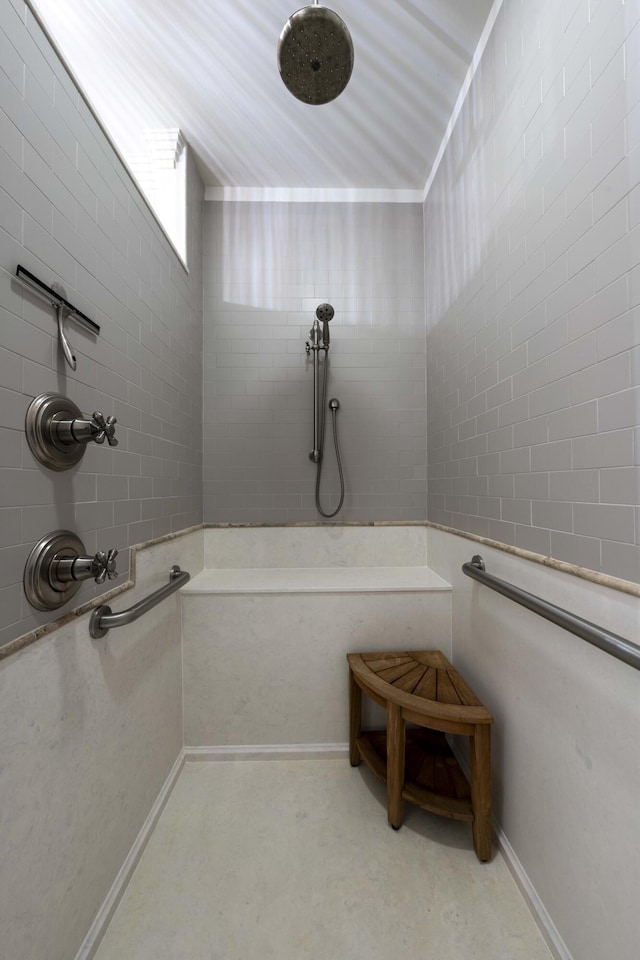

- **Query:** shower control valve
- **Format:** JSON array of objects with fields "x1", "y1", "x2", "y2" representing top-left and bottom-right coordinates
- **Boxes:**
[
  {"x1": 59, "y1": 548, "x2": 119, "y2": 586},
  {"x1": 26, "y1": 393, "x2": 118, "y2": 471},
  {"x1": 24, "y1": 531, "x2": 119, "y2": 611}
]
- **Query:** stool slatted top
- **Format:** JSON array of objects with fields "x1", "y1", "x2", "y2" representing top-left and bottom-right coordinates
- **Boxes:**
[{"x1": 348, "y1": 650, "x2": 492, "y2": 731}]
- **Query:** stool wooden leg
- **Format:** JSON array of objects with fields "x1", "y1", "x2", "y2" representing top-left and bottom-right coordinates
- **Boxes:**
[
  {"x1": 387, "y1": 701, "x2": 405, "y2": 829},
  {"x1": 349, "y1": 669, "x2": 362, "y2": 767},
  {"x1": 470, "y1": 724, "x2": 492, "y2": 861}
]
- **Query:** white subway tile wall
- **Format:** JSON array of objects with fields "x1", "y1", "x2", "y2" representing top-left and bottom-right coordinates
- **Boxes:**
[
  {"x1": 425, "y1": 0, "x2": 640, "y2": 582},
  {"x1": 0, "y1": 1, "x2": 203, "y2": 648},
  {"x1": 203, "y1": 201, "x2": 426, "y2": 521}
]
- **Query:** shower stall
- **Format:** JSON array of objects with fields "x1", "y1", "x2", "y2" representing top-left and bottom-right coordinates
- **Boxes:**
[{"x1": 2, "y1": 3, "x2": 640, "y2": 960}]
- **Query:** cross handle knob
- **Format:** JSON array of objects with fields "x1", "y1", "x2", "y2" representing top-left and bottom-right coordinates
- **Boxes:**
[
  {"x1": 92, "y1": 549, "x2": 119, "y2": 585},
  {"x1": 92, "y1": 412, "x2": 118, "y2": 446}
]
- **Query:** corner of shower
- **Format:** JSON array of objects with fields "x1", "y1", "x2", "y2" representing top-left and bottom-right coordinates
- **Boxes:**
[{"x1": 305, "y1": 303, "x2": 345, "y2": 518}]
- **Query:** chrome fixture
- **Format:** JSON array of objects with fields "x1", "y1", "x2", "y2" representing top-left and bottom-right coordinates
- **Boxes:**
[
  {"x1": 462, "y1": 556, "x2": 640, "y2": 672},
  {"x1": 24, "y1": 531, "x2": 118, "y2": 611},
  {"x1": 26, "y1": 393, "x2": 117, "y2": 471},
  {"x1": 90, "y1": 565, "x2": 190, "y2": 639},
  {"x1": 15, "y1": 264, "x2": 100, "y2": 371},
  {"x1": 305, "y1": 303, "x2": 345, "y2": 517},
  {"x1": 306, "y1": 303, "x2": 334, "y2": 463},
  {"x1": 278, "y1": 3, "x2": 354, "y2": 105}
]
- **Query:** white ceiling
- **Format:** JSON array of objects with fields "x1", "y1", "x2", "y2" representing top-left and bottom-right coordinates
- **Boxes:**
[{"x1": 31, "y1": 0, "x2": 495, "y2": 192}]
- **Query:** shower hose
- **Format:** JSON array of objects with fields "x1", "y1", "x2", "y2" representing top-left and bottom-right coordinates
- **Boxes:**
[{"x1": 316, "y1": 353, "x2": 345, "y2": 518}]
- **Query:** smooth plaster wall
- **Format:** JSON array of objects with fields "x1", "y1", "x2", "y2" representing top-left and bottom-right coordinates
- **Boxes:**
[
  {"x1": 428, "y1": 527, "x2": 640, "y2": 960},
  {"x1": 425, "y1": 0, "x2": 640, "y2": 582},
  {"x1": 203, "y1": 200, "x2": 426, "y2": 522},
  {"x1": 0, "y1": 0, "x2": 204, "y2": 650}
]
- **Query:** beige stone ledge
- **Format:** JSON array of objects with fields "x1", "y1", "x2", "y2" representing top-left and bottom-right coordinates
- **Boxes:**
[
  {"x1": 425, "y1": 521, "x2": 640, "y2": 599},
  {"x1": 0, "y1": 524, "x2": 204, "y2": 664},
  {"x1": 4, "y1": 518, "x2": 637, "y2": 663},
  {"x1": 204, "y1": 521, "x2": 426, "y2": 527},
  {"x1": 205, "y1": 521, "x2": 640, "y2": 597}
]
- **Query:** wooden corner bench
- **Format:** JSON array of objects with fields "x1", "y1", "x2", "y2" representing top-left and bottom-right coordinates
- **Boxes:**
[{"x1": 347, "y1": 650, "x2": 493, "y2": 862}]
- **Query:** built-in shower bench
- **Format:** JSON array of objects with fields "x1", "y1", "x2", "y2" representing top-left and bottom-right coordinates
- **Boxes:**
[{"x1": 179, "y1": 526, "x2": 453, "y2": 750}]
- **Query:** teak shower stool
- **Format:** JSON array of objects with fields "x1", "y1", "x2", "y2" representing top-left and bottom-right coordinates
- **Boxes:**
[{"x1": 347, "y1": 650, "x2": 493, "y2": 862}]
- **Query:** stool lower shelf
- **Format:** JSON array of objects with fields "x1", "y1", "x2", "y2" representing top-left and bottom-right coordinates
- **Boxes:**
[{"x1": 356, "y1": 729, "x2": 474, "y2": 822}]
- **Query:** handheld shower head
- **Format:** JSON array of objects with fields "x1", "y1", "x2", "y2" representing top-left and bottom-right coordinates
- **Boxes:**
[
  {"x1": 316, "y1": 303, "x2": 334, "y2": 346},
  {"x1": 316, "y1": 303, "x2": 334, "y2": 322}
]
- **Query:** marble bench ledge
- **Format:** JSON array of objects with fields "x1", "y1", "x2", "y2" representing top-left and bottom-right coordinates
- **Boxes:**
[{"x1": 181, "y1": 566, "x2": 452, "y2": 595}]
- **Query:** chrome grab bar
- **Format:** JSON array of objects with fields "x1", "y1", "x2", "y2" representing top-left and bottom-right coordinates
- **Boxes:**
[
  {"x1": 462, "y1": 555, "x2": 640, "y2": 671},
  {"x1": 89, "y1": 565, "x2": 190, "y2": 639}
]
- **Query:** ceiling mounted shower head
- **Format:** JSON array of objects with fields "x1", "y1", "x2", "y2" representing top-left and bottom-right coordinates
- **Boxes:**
[{"x1": 278, "y1": 5, "x2": 354, "y2": 105}]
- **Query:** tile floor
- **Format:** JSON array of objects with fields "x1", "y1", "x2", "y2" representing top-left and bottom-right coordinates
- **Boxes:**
[{"x1": 94, "y1": 760, "x2": 552, "y2": 960}]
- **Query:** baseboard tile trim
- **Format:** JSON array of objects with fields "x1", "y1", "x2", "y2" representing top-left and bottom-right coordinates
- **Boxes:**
[
  {"x1": 185, "y1": 743, "x2": 349, "y2": 762},
  {"x1": 449, "y1": 743, "x2": 572, "y2": 960},
  {"x1": 496, "y1": 827, "x2": 573, "y2": 960},
  {"x1": 73, "y1": 749, "x2": 186, "y2": 960}
]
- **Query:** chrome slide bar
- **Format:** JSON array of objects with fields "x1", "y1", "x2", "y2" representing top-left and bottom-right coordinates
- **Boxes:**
[
  {"x1": 462, "y1": 555, "x2": 640, "y2": 671},
  {"x1": 89, "y1": 565, "x2": 190, "y2": 639}
]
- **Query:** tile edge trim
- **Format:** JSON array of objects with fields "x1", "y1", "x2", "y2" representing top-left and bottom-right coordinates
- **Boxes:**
[
  {"x1": 184, "y1": 744, "x2": 349, "y2": 761},
  {"x1": 451, "y1": 745, "x2": 573, "y2": 960},
  {"x1": 73, "y1": 749, "x2": 186, "y2": 960},
  {"x1": 205, "y1": 521, "x2": 640, "y2": 597},
  {"x1": 425, "y1": 522, "x2": 640, "y2": 598},
  {"x1": 5, "y1": 518, "x2": 637, "y2": 664},
  {"x1": 0, "y1": 524, "x2": 204, "y2": 663},
  {"x1": 496, "y1": 826, "x2": 574, "y2": 960},
  {"x1": 203, "y1": 521, "x2": 426, "y2": 527}
]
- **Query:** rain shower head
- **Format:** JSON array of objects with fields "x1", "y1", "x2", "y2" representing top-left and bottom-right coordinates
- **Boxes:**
[{"x1": 278, "y1": 5, "x2": 354, "y2": 105}]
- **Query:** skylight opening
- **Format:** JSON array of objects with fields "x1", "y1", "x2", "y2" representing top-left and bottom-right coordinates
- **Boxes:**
[{"x1": 125, "y1": 129, "x2": 188, "y2": 265}]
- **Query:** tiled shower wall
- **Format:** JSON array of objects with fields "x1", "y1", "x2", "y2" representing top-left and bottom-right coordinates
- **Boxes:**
[
  {"x1": 0, "y1": 0, "x2": 203, "y2": 648},
  {"x1": 425, "y1": 0, "x2": 640, "y2": 581},
  {"x1": 203, "y1": 200, "x2": 426, "y2": 521}
]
